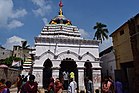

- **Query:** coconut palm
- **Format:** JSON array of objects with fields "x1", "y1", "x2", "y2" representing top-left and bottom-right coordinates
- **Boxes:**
[
  {"x1": 93, "y1": 22, "x2": 109, "y2": 43},
  {"x1": 21, "y1": 41, "x2": 30, "y2": 49},
  {"x1": 21, "y1": 41, "x2": 30, "y2": 61}
]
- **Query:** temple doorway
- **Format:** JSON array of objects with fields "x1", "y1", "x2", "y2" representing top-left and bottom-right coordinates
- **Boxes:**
[
  {"x1": 59, "y1": 58, "x2": 78, "y2": 90},
  {"x1": 84, "y1": 60, "x2": 92, "y2": 89},
  {"x1": 43, "y1": 58, "x2": 53, "y2": 89}
]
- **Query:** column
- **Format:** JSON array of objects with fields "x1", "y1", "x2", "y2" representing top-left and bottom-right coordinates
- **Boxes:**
[
  {"x1": 92, "y1": 69, "x2": 101, "y2": 91},
  {"x1": 33, "y1": 69, "x2": 43, "y2": 87},
  {"x1": 52, "y1": 69, "x2": 59, "y2": 80},
  {"x1": 78, "y1": 69, "x2": 85, "y2": 92}
]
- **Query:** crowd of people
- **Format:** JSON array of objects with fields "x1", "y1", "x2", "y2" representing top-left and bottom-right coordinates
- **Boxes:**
[
  {"x1": 0, "y1": 73, "x2": 124, "y2": 93},
  {"x1": 0, "y1": 71, "x2": 78, "y2": 93}
]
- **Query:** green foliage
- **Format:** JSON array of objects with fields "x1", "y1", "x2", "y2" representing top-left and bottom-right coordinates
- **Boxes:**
[
  {"x1": 93, "y1": 22, "x2": 109, "y2": 43},
  {"x1": 3, "y1": 56, "x2": 23, "y2": 67}
]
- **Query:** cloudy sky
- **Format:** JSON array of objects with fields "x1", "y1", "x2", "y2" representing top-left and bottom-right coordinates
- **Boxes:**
[{"x1": 0, "y1": 0, "x2": 139, "y2": 52}]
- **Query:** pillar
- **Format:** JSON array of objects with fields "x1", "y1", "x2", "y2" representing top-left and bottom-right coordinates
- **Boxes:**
[
  {"x1": 52, "y1": 68, "x2": 59, "y2": 80},
  {"x1": 33, "y1": 69, "x2": 43, "y2": 87},
  {"x1": 78, "y1": 69, "x2": 85, "y2": 92},
  {"x1": 92, "y1": 69, "x2": 101, "y2": 92}
]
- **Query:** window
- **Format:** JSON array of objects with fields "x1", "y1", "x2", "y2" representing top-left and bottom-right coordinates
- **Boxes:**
[{"x1": 120, "y1": 30, "x2": 124, "y2": 35}]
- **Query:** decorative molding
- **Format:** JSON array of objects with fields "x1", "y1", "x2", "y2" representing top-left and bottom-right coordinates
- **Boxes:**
[{"x1": 35, "y1": 37, "x2": 99, "y2": 45}]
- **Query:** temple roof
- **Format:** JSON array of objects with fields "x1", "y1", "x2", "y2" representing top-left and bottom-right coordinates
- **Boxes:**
[{"x1": 49, "y1": 0, "x2": 72, "y2": 25}]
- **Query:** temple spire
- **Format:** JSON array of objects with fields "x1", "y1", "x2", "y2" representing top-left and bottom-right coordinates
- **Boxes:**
[{"x1": 59, "y1": 0, "x2": 63, "y2": 15}]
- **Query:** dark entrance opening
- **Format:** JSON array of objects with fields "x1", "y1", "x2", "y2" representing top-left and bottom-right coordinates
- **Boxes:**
[
  {"x1": 84, "y1": 60, "x2": 92, "y2": 90},
  {"x1": 59, "y1": 58, "x2": 78, "y2": 90},
  {"x1": 43, "y1": 58, "x2": 53, "y2": 89}
]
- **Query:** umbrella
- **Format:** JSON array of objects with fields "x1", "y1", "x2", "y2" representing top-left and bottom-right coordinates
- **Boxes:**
[{"x1": 0, "y1": 64, "x2": 8, "y2": 68}]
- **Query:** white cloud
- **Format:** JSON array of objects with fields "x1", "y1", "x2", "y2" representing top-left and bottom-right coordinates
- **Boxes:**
[
  {"x1": 32, "y1": 0, "x2": 52, "y2": 16},
  {"x1": 0, "y1": 0, "x2": 27, "y2": 29},
  {"x1": 42, "y1": 18, "x2": 48, "y2": 25},
  {"x1": 3, "y1": 36, "x2": 25, "y2": 50},
  {"x1": 0, "y1": 0, "x2": 13, "y2": 27},
  {"x1": 99, "y1": 37, "x2": 113, "y2": 52},
  {"x1": 79, "y1": 29, "x2": 89, "y2": 38},
  {"x1": 32, "y1": 0, "x2": 45, "y2": 7},
  {"x1": 8, "y1": 20, "x2": 24, "y2": 29},
  {"x1": 11, "y1": 9, "x2": 27, "y2": 19}
]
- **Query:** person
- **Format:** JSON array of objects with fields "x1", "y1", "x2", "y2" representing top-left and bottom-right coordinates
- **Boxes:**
[
  {"x1": 20, "y1": 76, "x2": 28, "y2": 93},
  {"x1": 108, "y1": 76, "x2": 114, "y2": 93},
  {"x1": 0, "y1": 81, "x2": 12, "y2": 93},
  {"x1": 0, "y1": 79, "x2": 6, "y2": 92},
  {"x1": 47, "y1": 77, "x2": 55, "y2": 93},
  {"x1": 24, "y1": 75, "x2": 39, "y2": 93},
  {"x1": 63, "y1": 71, "x2": 69, "y2": 90},
  {"x1": 16, "y1": 74, "x2": 22, "y2": 93},
  {"x1": 102, "y1": 77, "x2": 109, "y2": 93},
  {"x1": 86, "y1": 77, "x2": 93, "y2": 93},
  {"x1": 68, "y1": 78, "x2": 77, "y2": 93},
  {"x1": 115, "y1": 78, "x2": 123, "y2": 93},
  {"x1": 55, "y1": 78, "x2": 63, "y2": 93}
]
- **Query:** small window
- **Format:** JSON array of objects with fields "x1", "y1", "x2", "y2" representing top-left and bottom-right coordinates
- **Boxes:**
[
  {"x1": 3, "y1": 52, "x2": 4, "y2": 55},
  {"x1": 120, "y1": 30, "x2": 124, "y2": 35}
]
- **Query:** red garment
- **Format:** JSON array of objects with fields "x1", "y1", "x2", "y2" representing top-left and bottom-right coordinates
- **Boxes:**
[
  {"x1": 55, "y1": 81, "x2": 63, "y2": 93},
  {"x1": 48, "y1": 82, "x2": 54, "y2": 92},
  {"x1": 24, "y1": 81, "x2": 38, "y2": 93},
  {"x1": 0, "y1": 85, "x2": 6, "y2": 92}
]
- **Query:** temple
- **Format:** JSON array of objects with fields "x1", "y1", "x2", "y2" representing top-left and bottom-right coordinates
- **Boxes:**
[{"x1": 33, "y1": 0, "x2": 101, "y2": 91}]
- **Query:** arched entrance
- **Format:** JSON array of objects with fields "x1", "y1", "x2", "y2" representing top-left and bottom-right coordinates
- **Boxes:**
[
  {"x1": 84, "y1": 60, "x2": 92, "y2": 89},
  {"x1": 43, "y1": 58, "x2": 53, "y2": 89},
  {"x1": 59, "y1": 58, "x2": 78, "y2": 90}
]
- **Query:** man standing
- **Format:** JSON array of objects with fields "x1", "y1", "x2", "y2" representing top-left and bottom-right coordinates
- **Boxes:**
[
  {"x1": 115, "y1": 78, "x2": 123, "y2": 93},
  {"x1": 68, "y1": 78, "x2": 77, "y2": 93},
  {"x1": 86, "y1": 77, "x2": 93, "y2": 93},
  {"x1": 63, "y1": 71, "x2": 69, "y2": 89}
]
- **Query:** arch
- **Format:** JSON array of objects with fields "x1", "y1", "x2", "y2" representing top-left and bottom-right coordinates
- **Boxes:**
[
  {"x1": 59, "y1": 58, "x2": 78, "y2": 90},
  {"x1": 81, "y1": 52, "x2": 96, "y2": 60},
  {"x1": 43, "y1": 58, "x2": 53, "y2": 89},
  {"x1": 57, "y1": 50, "x2": 79, "y2": 59},
  {"x1": 40, "y1": 50, "x2": 55, "y2": 59}
]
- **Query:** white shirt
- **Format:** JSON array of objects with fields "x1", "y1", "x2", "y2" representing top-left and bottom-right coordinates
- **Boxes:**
[{"x1": 68, "y1": 81, "x2": 77, "y2": 93}]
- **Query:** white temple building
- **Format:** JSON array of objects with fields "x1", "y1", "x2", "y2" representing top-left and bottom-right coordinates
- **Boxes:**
[{"x1": 33, "y1": 1, "x2": 101, "y2": 91}]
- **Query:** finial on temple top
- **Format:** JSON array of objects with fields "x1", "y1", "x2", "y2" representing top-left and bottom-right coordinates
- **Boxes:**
[{"x1": 59, "y1": 0, "x2": 63, "y2": 15}]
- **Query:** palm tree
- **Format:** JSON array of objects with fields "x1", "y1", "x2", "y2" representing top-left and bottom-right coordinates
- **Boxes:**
[
  {"x1": 21, "y1": 41, "x2": 30, "y2": 61},
  {"x1": 93, "y1": 22, "x2": 109, "y2": 43},
  {"x1": 21, "y1": 41, "x2": 30, "y2": 49}
]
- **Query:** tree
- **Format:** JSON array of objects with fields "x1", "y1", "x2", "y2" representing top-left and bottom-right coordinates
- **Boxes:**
[
  {"x1": 21, "y1": 41, "x2": 30, "y2": 49},
  {"x1": 21, "y1": 41, "x2": 30, "y2": 61},
  {"x1": 93, "y1": 22, "x2": 109, "y2": 43},
  {"x1": 4, "y1": 56, "x2": 23, "y2": 67}
]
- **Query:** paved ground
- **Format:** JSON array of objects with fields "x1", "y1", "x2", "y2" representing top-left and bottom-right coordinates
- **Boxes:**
[
  {"x1": 10, "y1": 87, "x2": 68, "y2": 93},
  {"x1": 10, "y1": 87, "x2": 46, "y2": 93}
]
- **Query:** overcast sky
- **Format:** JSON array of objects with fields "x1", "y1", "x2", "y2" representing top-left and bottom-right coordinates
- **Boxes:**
[{"x1": 0, "y1": 0, "x2": 139, "y2": 52}]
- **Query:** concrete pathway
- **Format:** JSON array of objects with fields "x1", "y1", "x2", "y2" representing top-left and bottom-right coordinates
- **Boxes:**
[{"x1": 10, "y1": 87, "x2": 68, "y2": 93}]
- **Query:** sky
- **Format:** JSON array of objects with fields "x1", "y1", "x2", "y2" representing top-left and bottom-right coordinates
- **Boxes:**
[{"x1": 0, "y1": 0, "x2": 139, "y2": 52}]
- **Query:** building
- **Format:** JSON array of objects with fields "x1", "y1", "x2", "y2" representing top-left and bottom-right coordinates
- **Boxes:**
[
  {"x1": 99, "y1": 46, "x2": 116, "y2": 79},
  {"x1": 33, "y1": 1, "x2": 101, "y2": 91},
  {"x1": 128, "y1": 14, "x2": 139, "y2": 93},
  {"x1": 0, "y1": 45, "x2": 12, "y2": 63},
  {"x1": 13, "y1": 45, "x2": 35, "y2": 74},
  {"x1": 110, "y1": 13, "x2": 139, "y2": 93}
]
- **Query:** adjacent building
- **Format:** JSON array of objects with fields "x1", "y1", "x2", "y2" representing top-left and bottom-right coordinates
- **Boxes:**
[
  {"x1": 99, "y1": 46, "x2": 116, "y2": 79},
  {"x1": 0, "y1": 45, "x2": 12, "y2": 63},
  {"x1": 13, "y1": 45, "x2": 35, "y2": 74},
  {"x1": 110, "y1": 13, "x2": 139, "y2": 93},
  {"x1": 33, "y1": 1, "x2": 101, "y2": 91}
]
